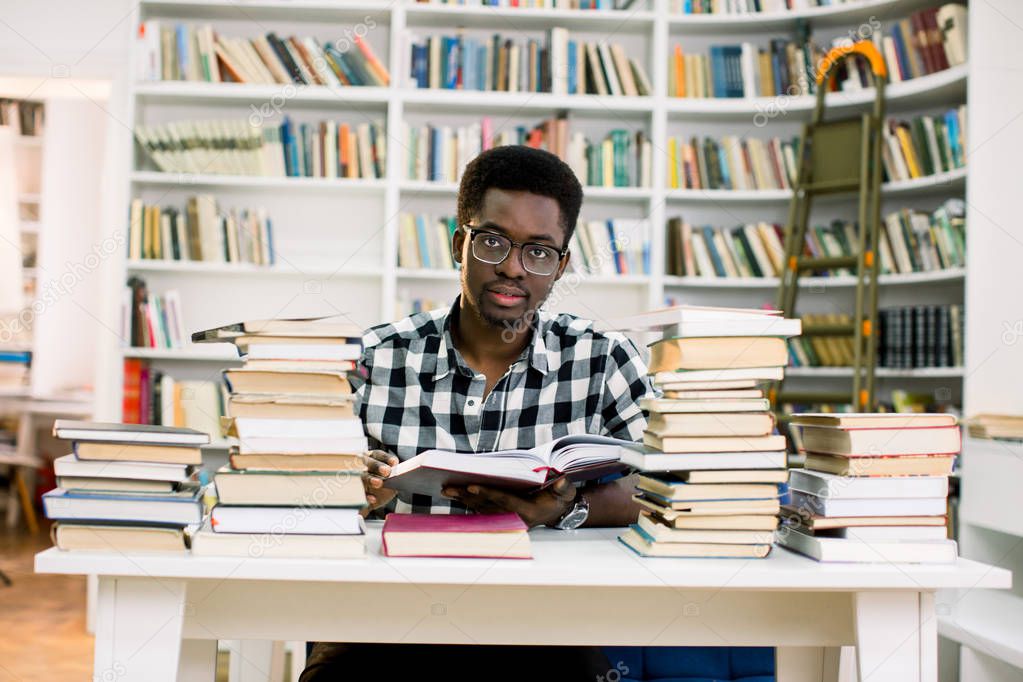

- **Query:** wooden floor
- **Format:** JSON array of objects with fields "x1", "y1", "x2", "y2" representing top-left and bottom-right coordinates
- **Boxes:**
[
  {"x1": 0, "y1": 523, "x2": 93, "y2": 681},
  {"x1": 0, "y1": 522, "x2": 240, "y2": 681}
]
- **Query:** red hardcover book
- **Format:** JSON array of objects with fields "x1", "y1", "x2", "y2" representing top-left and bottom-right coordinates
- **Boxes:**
[
  {"x1": 923, "y1": 9, "x2": 950, "y2": 72},
  {"x1": 122, "y1": 358, "x2": 143, "y2": 424},
  {"x1": 382, "y1": 512, "x2": 531, "y2": 559}
]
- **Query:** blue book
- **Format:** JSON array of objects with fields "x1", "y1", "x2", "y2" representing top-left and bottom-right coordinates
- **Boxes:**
[
  {"x1": 429, "y1": 126, "x2": 441, "y2": 181},
  {"x1": 606, "y1": 221, "x2": 622, "y2": 274},
  {"x1": 701, "y1": 226, "x2": 727, "y2": 277},
  {"x1": 717, "y1": 144, "x2": 732, "y2": 189},
  {"x1": 463, "y1": 38, "x2": 476, "y2": 91},
  {"x1": 175, "y1": 24, "x2": 188, "y2": 80},
  {"x1": 280, "y1": 118, "x2": 298, "y2": 177},
  {"x1": 42, "y1": 487, "x2": 204, "y2": 526},
  {"x1": 709, "y1": 47, "x2": 729, "y2": 98},
  {"x1": 264, "y1": 217, "x2": 275, "y2": 265},
  {"x1": 477, "y1": 44, "x2": 488, "y2": 90},
  {"x1": 442, "y1": 36, "x2": 458, "y2": 89},
  {"x1": 567, "y1": 41, "x2": 577, "y2": 95},
  {"x1": 299, "y1": 123, "x2": 312, "y2": 177},
  {"x1": 410, "y1": 43, "x2": 428, "y2": 89},
  {"x1": 945, "y1": 110, "x2": 963, "y2": 168},
  {"x1": 890, "y1": 23, "x2": 911, "y2": 81},
  {"x1": 0, "y1": 351, "x2": 30, "y2": 364},
  {"x1": 722, "y1": 46, "x2": 744, "y2": 97},
  {"x1": 415, "y1": 214, "x2": 432, "y2": 268}
]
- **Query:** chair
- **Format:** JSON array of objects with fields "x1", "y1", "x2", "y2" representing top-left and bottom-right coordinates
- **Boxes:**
[{"x1": 601, "y1": 646, "x2": 775, "y2": 682}]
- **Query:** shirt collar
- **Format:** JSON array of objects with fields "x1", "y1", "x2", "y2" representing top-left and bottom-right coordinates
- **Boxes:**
[{"x1": 431, "y1": 295, "x2": 553, "y2": 381}]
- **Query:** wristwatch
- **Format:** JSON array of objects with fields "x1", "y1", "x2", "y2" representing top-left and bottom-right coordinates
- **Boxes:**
[{"x1": 554, "y1": 490, "x2": 589, "y2": 530}]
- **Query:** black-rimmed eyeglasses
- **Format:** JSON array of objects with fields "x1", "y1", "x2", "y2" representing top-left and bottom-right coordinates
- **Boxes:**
[{"x1": 464, "y1": 226, "x2": 568, "y2": 277}]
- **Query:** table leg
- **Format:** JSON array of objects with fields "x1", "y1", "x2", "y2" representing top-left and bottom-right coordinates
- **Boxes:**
[
  {"x1": 854, "y1": 591, "x2": 936, "y2": 682},
  {"x1": 93, "y1": 576, "x2": 191, "y2": 682}
]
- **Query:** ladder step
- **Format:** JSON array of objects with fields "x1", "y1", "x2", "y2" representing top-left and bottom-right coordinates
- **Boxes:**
[
  {"x1": 774, "y1": 391, "x2": 856, "y2": 404},
  {"x1": 802, "y1": 179, "x2": 861, "y2": 194},
  {"x1": 801, "y1": 322, "x2": 856, "y2": 336},
  {"x1": 796, "y1": 256, "x2": 858, "y2": 270}
]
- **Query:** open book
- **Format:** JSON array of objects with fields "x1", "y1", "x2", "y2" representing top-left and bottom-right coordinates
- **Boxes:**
[{"x1": 383, "y1": 434, "x2": 639, "y2": 500}]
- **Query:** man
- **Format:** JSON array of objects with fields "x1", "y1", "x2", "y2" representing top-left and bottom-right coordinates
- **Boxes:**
[{"x1": 301, "y1": 145, "x2": 654, "y2": 682}]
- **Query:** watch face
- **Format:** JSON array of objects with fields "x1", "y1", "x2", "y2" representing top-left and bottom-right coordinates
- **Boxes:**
[{"x1": 557, "y1": 507, "x2": 588, "y2": 530}]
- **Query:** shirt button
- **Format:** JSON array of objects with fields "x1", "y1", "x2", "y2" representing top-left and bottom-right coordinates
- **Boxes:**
[{"x1": 467, "y1": 399, "x2": 475, "y2": 407}]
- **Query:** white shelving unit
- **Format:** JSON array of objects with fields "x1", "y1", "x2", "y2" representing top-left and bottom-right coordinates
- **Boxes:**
[{"x1": 97, "y1": 0, "x2": 970, "y2": 424}]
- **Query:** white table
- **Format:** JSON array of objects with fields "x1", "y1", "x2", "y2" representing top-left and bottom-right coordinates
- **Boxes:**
[{"x1": 35, "y1": 525, "x2": 1011, "y2": 682}]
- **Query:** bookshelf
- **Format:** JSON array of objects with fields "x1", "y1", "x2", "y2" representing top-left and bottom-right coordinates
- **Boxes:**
[{"x1": 97, "y1": 0, "x2": 972, "y2": 431}]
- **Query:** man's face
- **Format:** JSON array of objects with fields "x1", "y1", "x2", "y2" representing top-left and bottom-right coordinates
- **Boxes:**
[{"x1": 452, "y1": 188, "x2": 570, "y2": 330}]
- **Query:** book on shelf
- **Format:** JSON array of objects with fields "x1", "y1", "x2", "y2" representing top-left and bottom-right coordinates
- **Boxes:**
[
  {"x1": 667, "y1": 0, "x2": 868, "y2": 15},
  {"x1": 0, "y1": 350, "x2": 30, "y2": 389},
  {"x1": 122, "y1": 358, "x2": 226, "y2": 434},
  {"x1": 397, "y1": 214, "x2": 458, "y2": 270},
  {"x1": 785, "y1": 304, "x2": 964, "y2": 370},
  {"x1": 384, "y1": 434, "x2": 637, "y2": 499},
  {"x1": 124, "y1": 277, "x2": 187, "y2": 350},
  {"x1": 404, "y1": 116, "x2": 653, "y2": 189},
  {"x1": 881, "y1": 110, "x2": 966, "y2": 183},
  {"x1": 135, "y1": 21, "x2": 390, "y2": 86},
  {"x1": 416, "y1": 0, "x2": 634, "y2": 9},
  {"x1": 407, "y1": 28, "x2": 651, "y2": 96},
  {"x1": 965, "y1": 413, "x2": 1023, "y2": 441},
  {"x1": 778, "y1": 412, "x2": 960, "y2": 563},
  {"x1": 128, "y1": 196, "x2": 275, "y2": 265},
  {"x1": 381, "y1": 512, "x2": 532, "y2": 559},
  {"x1": 668, "y1": 5, "x2": 966, "y2": 98},
  {"x1": 667, "y1": 134, "x2": 797, "y2": 192},
  {"x1": 0, "y1": 98, "x2": 44, "y2": 136},
  {"x1": 567, "y1": 219, "x2": 651, "y2": 276},
  {"x1": 134, "y1": 117, "x2": 386, "y2": 179}
]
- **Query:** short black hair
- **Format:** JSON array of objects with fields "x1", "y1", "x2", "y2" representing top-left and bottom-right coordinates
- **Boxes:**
[{"x1": 457, "y1": 145, "x2": 583, "y2": 246}]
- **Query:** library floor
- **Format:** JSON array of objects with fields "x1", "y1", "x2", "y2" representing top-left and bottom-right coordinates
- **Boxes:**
[{"x1": 0, "y1": 522, "x2": 240, "y2": 682}]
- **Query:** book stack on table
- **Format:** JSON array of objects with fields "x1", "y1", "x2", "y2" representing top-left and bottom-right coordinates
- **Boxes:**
[
  {"x1": 595, "y1": 305, "x2": 801, "y2": 559},
  {"x1": 778, "y1": 413, "x2": 960, "y2": 563},
  {"x1": 44, "y1": 421, "x2": 208, "y2": 552},
  {"x1": 189, "y1": 315, "x2": 369, "y2": 559}
]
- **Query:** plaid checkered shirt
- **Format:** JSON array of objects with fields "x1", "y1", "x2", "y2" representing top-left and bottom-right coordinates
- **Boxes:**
[{"x1": 352, "y1": 296, "x2": 654, "y2": 514}]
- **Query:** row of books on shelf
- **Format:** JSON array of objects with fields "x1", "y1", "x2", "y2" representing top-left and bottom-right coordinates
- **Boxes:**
[
  {"x1": 396, "y1": 294, "x2": 447, "y2": 319},
  {"x1": 883, "y1": 109, "x2": 964, "y2": 183},
  {"x1": 669, "y1": 4, "x2": 966, "y2": 98},
  {"x1": 416, "y1": 0, "x2": 633, "y2": 8},
  {"x1": 122, "y1": 359, "x2": 224, "y2": 435},
  {"x1": 667, "y1": 111, "x2": 964, "y2": 193},
  {"x1": 136, "y1": 22, "x2": 390, "y2": 86},
  {"x1": 0, "y1": 99, "x2": 44, "y2": 136},
  {"x1": 410, "y1": 29, "x2": 652, "y2": 95},
  {"x1": 671, "y1": 0, "x2": 873, "y2": 14},
  {"x1": 785, "y1": 305, "x2": 964, "y2": 370},
  {"x1": 128, "y1": 196, "x2": 276, "y2": 264},
  {"x1": 396, "y1": 214, "x2": 652, "y2": 275},
  {"x1": 666, "y1": 200, "x2": 966, "y2": 279},
  {"x1": 123, "y1": 277, "x2": 187, "y2": 350},
  {"x1": 135, "y1": 118, "x2": 386, "y2": 179},
  {"x1": 405, "y1": 117, "x2": 653, "y2": 188},
  {"x1": 0, "y1": 350, "x2": 31, "y2": 389}
]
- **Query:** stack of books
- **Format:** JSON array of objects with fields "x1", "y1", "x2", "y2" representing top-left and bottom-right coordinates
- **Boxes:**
[
  {"x1": 598, "y1": 305, "x2": 800, "y2": 558},
  {"x1": 778, "y1": 413, "x2": 960, "y2": 563},
  {"x1": 135, "y1": 23, "x2": 390, "y2": 86},
  {"x1": 127, "y1": 196, "x2": 275, "y2": 265},
  {"x1": 43, "y1": 421, "x2": 208, "y2": 552},
  {"x1": 189, "y1": 315, "x2": 369, "y2": 558}
]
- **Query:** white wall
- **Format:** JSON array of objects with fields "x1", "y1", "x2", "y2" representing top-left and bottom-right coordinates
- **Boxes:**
[{"x1": 0, "y1": 0, "x2": 133, "y2": 81}]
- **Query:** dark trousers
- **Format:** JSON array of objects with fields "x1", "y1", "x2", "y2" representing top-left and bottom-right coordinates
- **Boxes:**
[{"x1": 300, "y1": 642, "x2": 612, "y2": 682}]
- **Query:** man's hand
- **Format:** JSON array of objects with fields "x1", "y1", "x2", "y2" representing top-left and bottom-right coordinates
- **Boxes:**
[
  {"x1": 362, "y1": 450, "x2": 399, "y2": 516},
  {"x1": 442, "y1": 477, "x2": 577, "y2": 528}
]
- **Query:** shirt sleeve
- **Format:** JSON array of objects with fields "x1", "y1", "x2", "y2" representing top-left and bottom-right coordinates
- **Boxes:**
[{"x1": 599, "y1": 335, "x2": 655, "y2": 442}]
